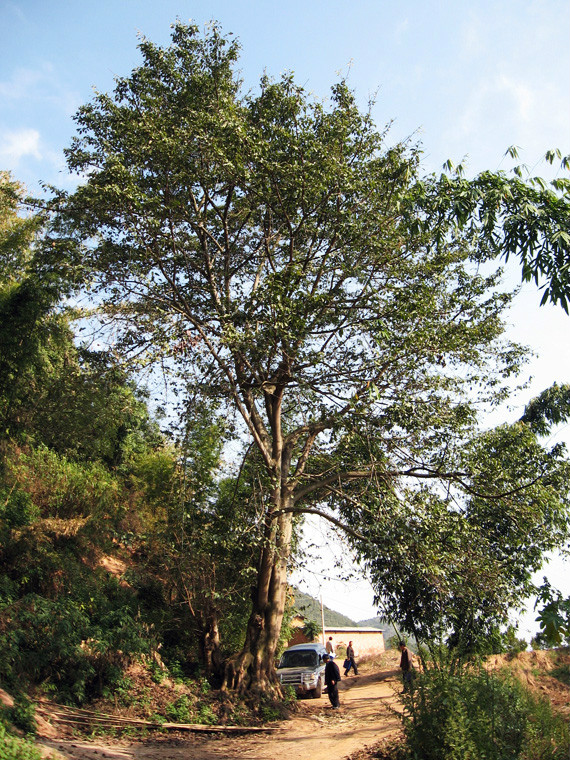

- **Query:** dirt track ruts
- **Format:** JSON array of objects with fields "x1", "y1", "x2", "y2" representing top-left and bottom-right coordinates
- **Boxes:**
[{"x1": 39, "y1": 668, "x2": 403, "y2": 760}]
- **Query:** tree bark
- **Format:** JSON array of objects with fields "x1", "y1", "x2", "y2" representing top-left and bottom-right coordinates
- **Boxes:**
[
  {"x1": 224, "y1": 498, "x2": 293, "y2": 696},
  {"x1": 198, "y1": 613, "x2": 224, "y2": 682}
]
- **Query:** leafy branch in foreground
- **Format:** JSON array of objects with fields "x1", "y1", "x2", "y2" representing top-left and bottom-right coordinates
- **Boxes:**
[
  {"x1": 413, "y1": 152, "x2": 570, "y2": 310},
  {"x1": 534, "y1": 578, "x2": 570, "y2": 647}
]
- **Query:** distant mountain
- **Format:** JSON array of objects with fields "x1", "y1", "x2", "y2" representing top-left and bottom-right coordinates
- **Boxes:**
[
  {"x1": 291, "y1": 589, "x2": 405, "y2": 647},
  {"x1": 359, "y1": 616, "x2": 387, "y2": 627},
  {"x1": 292, "y1": 588, "x2": 358, "y2": 627}
]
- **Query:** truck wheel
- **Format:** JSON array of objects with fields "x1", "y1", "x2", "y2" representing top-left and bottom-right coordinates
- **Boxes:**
[{"x1": 312, "y1": 678, "x2": 322, "y2": 698}]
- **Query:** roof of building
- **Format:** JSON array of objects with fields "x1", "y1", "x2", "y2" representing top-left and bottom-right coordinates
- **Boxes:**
[{"x1": 324, "y1": 626, "x2": 384, "y2": 633}]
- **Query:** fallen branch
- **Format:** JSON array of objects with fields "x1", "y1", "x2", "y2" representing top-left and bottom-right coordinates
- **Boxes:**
[{"x1": 36, "y1": 703, "x2": 280, "y2": 733}]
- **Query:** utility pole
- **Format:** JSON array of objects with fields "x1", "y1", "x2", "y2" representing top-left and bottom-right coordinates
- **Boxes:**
[{"x1": 320, "y1": 593, "x2": 326, "y2": 645}]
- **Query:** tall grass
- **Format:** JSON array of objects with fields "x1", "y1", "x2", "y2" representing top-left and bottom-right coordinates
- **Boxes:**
[{"x1": 0, "y1": 722, "x2": 47, "y2": 760}]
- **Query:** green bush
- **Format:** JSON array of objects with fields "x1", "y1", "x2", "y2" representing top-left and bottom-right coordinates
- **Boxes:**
[
  {"x1": 386, "y1": 634, "x2": 404, "y2": 650},
  {"x1": 196, "y1": 703, "x2": 217, "y2": 725},
  {"x1": 0, "y1": 722, "x2": 46, "y2": 760},
  {"x1": 0, "y1": 588, "x2": 154, "y2": 703},
  {"x1": 0, "y1": 595, "x2": 94, "y2": 701},
  {"x1": 501, "y1": 624, "x2": 528, "y2": 655},
  {"x1": 6, "y1": 694, "x2": 36, "y2": 735},
  {"x1": 14, "y1": 446, "x2": 121, "y2": 520},
  {"x1": 165, "y1": 695, "x2": 192, "y2": 723},
  {"x1": 0, "y1": 488, "x2": 39, "y2": 529},
  {"x1": 301, "y1": 620, "x2": 321, "y2": 641},
  {"x1": 401, "y1": 665, "x2": 569, "y2": 760}
]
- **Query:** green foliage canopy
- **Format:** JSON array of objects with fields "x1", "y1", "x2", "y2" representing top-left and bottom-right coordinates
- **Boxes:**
[
  {"x1": 355, "y1": 388, "x2": 570, "y2": 654},
  {"x1": 52, "y1": 23, "x2": 531, "y2": 491}
]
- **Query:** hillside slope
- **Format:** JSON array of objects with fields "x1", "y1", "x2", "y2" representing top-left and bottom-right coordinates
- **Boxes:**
[
  {"x1": 486, "y1": 648, "x2": 570, "y2": 715},
  {"x1": 292, "y1": 589, "x2": 358, "y2": 627}
]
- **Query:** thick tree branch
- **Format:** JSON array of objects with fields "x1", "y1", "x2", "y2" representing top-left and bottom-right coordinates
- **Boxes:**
[{"x1": 276, "y1": 505, "x2": 368, "y2": 541}]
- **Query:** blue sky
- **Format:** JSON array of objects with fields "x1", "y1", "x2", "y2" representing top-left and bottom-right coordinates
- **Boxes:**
[
  {"x1": 2, "y1": 0, "x2": 568, "y2": 189},
  {"x1": 1, "y1": 0, "x2": 569, "y2": 631}
]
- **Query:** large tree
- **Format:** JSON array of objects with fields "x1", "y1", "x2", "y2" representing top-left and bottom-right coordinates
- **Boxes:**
[{"x1": 51, "y1": 24, "x2": 570, "y2": 694}]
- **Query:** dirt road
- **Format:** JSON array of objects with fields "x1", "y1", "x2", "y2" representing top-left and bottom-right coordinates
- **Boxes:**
[{"x1": 40, "y1": 669, "x2": 403, "y2": 760}]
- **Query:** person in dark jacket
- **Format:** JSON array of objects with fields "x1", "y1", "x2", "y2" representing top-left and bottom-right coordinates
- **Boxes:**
[
  {"x1": 399, "y1": 642, "x2": 414, "y2": 691},
  {"x1": 344, "y1": 641, "x2": 358, "y2": 676},
  {"x1": 323, "y1": 653, "x2": 341, "y2": 708}
]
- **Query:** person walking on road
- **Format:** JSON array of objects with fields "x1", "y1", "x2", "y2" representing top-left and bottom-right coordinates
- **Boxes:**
[
  {"x1": 323, "y1": 653, "x2": 341, "y2": 708},
  {"x1": 344, "y1": 641, "x2": 358, "y2": 676},
  {"x1": 325, "y1": 636, "x2": 334, "y2": 656}
]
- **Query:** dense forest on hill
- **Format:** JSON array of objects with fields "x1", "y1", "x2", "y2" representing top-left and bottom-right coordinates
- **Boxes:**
[
  {"x1": 0, "y1": 171, "x2": 261, "y2": 708},
  {"x1": 292, "y1": 589, "x2": 358, "y2": 628}
]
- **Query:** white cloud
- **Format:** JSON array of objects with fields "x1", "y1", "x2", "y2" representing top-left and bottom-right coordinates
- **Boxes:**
[
  {"x1": 499, "y1": 75, "x2": 534, "y2": 122},
  {"x1": 0, "y1": 66, "x2": 52, "y2": 100},
  {"x1": 0, "y1": 128, "x2": 42, "y2": 166},
  {"x1": 0, "y1": 64, "x2": 79, "y2": 116},
  {"x1": 394, "y1": 17, "x2": 409, "y2": 44},
  {"x1": 3, "y1": 1, "x2": 27, "y2": 24},
  {"x1": 439, "y1": 71, "x2": 568, "y2": 173},
  {"x1": 457, "y1": 74, "x2": 535, "y2": 137}
]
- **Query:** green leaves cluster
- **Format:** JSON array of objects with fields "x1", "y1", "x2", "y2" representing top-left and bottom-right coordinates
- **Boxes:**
[
  {"x1": 351, "y1": 386, "x2": 570, "y2": 655},
  {"x1": 54, "y1": 22, "x2": 524, "y2": 433},
  {"x1": 413, "y1": 152, "x2": 570, "y2": 310},
  {"x1": 534, "y1": 579, "x2": 570, "y2": 647},
  {"x1": 0, "y1": 721, "x2": 47, "y2": 760},
  {"x1": 0, "y1": 546, "x2": 155, "y2": 703},
  {"x1": 402, "y1": 664, "x2": 569, "y2": 760}
]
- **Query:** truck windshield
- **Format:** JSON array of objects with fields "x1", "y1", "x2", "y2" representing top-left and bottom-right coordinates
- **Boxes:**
[{"x1": 279, "y1": 650, "x2": 319, "y2": 668}]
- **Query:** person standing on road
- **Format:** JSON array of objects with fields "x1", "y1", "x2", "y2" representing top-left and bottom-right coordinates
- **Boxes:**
[
  {"x1": 399, "y1": 642, "x2": 414, "y2": 691},
  {"x1": 325, "y1": 636, "x2": 334, "y2": 656},
  {"x1": 323, "y1": 653, "x2": 341, "y2": 708},
  {"x1": 344, "y1": 641, "x2": 358, "y2": 676}
]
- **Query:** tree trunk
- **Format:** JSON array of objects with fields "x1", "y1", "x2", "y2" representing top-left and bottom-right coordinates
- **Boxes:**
[
  {"x1": 198, "y1": 611, "x2": 224, "y2": 682},
  {"x1": 224, "y1": 503, "x2": 293, "y2": 696}
]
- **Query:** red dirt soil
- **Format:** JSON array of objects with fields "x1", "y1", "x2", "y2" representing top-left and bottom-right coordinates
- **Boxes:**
[{"x1": 35, "y1": 649, "x2": 569, "y2": 760}]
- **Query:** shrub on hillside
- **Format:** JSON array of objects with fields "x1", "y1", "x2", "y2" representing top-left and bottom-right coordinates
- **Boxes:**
[
  {"x1": 0, "y1": 488, "x2": 39, "y2": 530},
  {"x1": 7, "y1": 445, "x2": 121, "y2": 521},
  {"x1": 0, "y1": 595, "x2": 94, "y2": 701},
  {"x1": 401, "y1": 665, "x2": 569, "y2": 760},
  {"x1": 0, "y1": 722, "x2": 47, "y2": 760},
  {"x1": 0, "y1": 588, "x2": 155, "y2": 703}
]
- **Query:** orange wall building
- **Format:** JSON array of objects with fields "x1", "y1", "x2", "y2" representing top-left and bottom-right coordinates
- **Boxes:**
[{"x1": 289, "y1": 618, "x2": 385, "y2": 656}]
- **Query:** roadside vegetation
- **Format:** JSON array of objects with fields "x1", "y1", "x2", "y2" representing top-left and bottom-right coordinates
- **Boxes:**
[
  {"x1": 399, "y1": 656, "x2": 569, "y2": 760},
  {"x1": 348, "y1": 649, "x2": 570, "y2": 760}
]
